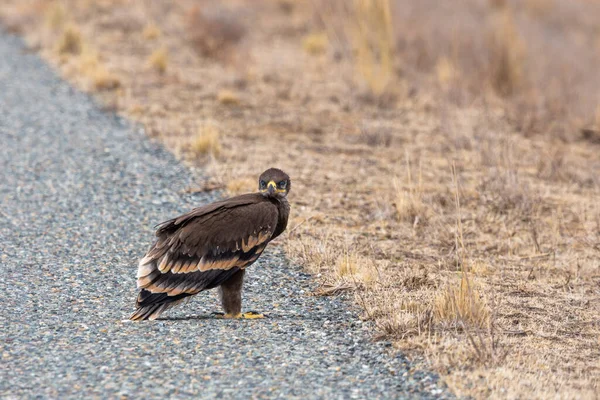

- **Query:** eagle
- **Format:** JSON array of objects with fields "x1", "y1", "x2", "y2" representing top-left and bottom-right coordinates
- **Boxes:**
[{"x1": 130, "y1": 168, "x2": 291, "y2": 321}]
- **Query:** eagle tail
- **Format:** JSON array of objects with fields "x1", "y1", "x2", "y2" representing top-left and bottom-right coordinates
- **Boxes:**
[{"x1": 129, "y1": 290, "x2": 190, "y2": 321}]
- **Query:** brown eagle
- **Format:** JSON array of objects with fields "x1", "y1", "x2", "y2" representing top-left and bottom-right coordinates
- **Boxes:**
[{"x1": 130, "y1": 168, "x2": 291, "y2": 321}]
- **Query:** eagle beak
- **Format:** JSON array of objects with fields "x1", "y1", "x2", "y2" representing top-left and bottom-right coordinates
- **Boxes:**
[{"x1": 267, "y1": 181, "x2": 276, "y2": 194}]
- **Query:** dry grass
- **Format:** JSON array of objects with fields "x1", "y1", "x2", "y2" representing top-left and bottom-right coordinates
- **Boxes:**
[
  {"x1": 216, "y1": 89, "x2": 240, "y2": 106},
  {"x1": 55, "y1": 25, "x2": 82, "y2": 55},
  {"x1": 226, "y1": 177, "x2": 256, "y2": 196},
  {"x1": 185, "y1": 5, "x2": 246, "y2": 61},
  {"x1": 148, "y1": 47, "x2": 168, "y2": 75},
  {"x1": 2, "y1": 0, "x2": 599, "y2": 398},
  {"x1": 189, "y1": 124, "x2": 222, "y2": 158},
  {"x1": 302, "y1": 32, "x2": 328, "y2": 55},
  {"x1": 44, "y1": 1, "x2": 66, "y2": 30},
  {"x1": 488, "y1": 2, "x2": 527, "y2": 97},
  {"x1": 434, "y1": 271, "x2": 490, "y2": 329},
  {"x1": 313, "y1": 0, "x2": 395, "y2": 95},
  {"x1": 142, "y1": 23, "x2": 160, "y2": 40},
  {"x1": 351, "y1": 0, "x2": 394, "y2": 95},
  {"x1": 71, "y1": 47, "x2": 120, "y2": 91},
  {"x1": 435, "y1": 57, "x2": 459, "y2": 88},
  {"x1": 394, "y1": 157, "x2": 428, "y2": 225}
]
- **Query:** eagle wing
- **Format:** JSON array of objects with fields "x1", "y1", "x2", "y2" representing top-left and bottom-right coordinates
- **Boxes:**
[{"x1": 131, "y1": 195, "x2": 279, "y2": 320}]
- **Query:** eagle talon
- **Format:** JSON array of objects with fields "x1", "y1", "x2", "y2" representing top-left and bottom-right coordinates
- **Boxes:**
[
  {"x1": 242, "y1": 311, "x2": 266, "y2": 319},
  {"x1": 214, "y1": 312, "x2": 266, "y2": 319}
]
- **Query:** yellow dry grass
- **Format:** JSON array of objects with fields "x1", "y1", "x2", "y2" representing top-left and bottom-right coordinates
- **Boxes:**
[
  {"x1": 148, "y1": 47, "x2": 168, "y2": 75},
  {"x1": 142, "y1": 23, "x2": 161, "y2": 40},
  {"x1": 216, "y1": 89, "x2": 240, "y2": 106},
  {"x1": 351, "y1": 0, "x2": 394, "y2": 95},
  {"x1": 71, "y1": 47, "x2": 120, "y2": 91},
  {"x1": 190, "y1": 124, "x2": 222, "y2": 158},
  {"x1": 488, "y1": 2, "x2": 527, "y2": 97},
  {"x1": 434, "y1": 272, "x2": 490, "y2": 329},
  {"x1": 435, "y1": 57, "x2": 458, "y2": 88},
  {"x1": 302, "y1": 32, "x2": 328, "y2": 55},
  {"x1": 314, "y1": 0, "x2": 395, "y2": 95},
  {"x1": 44, "y1": 1, "x2": 66, "y2": 30},
  {"x1": 2, "y1": 1, "x2": 598, "y2": 398},
  {"x1": 226, "y1": 177, "x2": 256, "y2": 196},
  {"x1": 55, "y1": 24, "x2": 82, "y2": 55}
]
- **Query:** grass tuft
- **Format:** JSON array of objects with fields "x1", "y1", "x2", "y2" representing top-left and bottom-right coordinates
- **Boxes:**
[
  {"x1": 488, "y1": 3, "x2": 527, "y2": 97},
  {"x1": 394, "y1": 157, "x2": 428, "y2": 226},
  {"x1": 91, "y1": 67, "x2": 121, "y2": 91},
  {"x1": 436, "y1": 56, "x2": 458, "y2": 87},
  {"x1": 334, "y1": 250, "x2": 377, "y2": 284},
  {"x1": 45, "y1": 1, "x2": 66, "y2": 31},
  {"x1": 312, "y1": 0, "x2": 394, "y2": 95},
  {"x1": 190, "y1": 125, "x2": 222, "y2": 158},
  {"x1": 185, "y1": 6, "x2": 246, "y2": 60},
  {"x1": 56, "y1": 25, "x2": 82, "y2": 55},
  {"x1": 142, "y1": 23, "x2": 161, "y2": 40},
  {"x1": 351, "y1": 0, "x2": 395, "y2": 95},
  {"x1": 434, "y1": 271, "x2": 490, "y2": 329},
  {"x1": 217, "y1": 89, "x2": 241, "y2": 106},
  {"x1": 75, "y1": 48, "x2": 120, "y2": 90},
  {"x1": 226, "y1": 177, "x2": 256, "y2": 195},
  {"x1": 148, "y1": 47, "x2": 168, "y2": 75},
  {"x1": 302, "y1": 32, "x2": 328, "y2": 55}
]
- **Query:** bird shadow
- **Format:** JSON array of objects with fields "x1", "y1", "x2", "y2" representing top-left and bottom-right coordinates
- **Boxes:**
[
  {"x1": 156, "y1": 312, "x2": 324, "y2": 322},
  {"x1": 158, "y1": 314, "x2": 216, "y2": 321}
]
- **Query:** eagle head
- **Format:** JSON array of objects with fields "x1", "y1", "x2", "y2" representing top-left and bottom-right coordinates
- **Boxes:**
[{"x1": 258, "y1": 168, "x2": 290, "y2": 198}]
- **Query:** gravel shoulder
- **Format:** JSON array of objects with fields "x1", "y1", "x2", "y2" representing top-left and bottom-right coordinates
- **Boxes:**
[{"x1": 0, "y1": 32, "x2": 451, "y2": 399}]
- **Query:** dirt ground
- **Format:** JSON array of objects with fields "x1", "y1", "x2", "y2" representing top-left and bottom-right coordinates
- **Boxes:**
[{"x1": 2, "y1": 0, "x2": 599, "y2": 398}]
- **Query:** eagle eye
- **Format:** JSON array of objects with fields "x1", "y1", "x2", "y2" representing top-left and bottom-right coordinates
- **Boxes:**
[
  {"x1": 278, "y1": 181, "x2": 287, "y2": 188},
  {"x1": 259, "y1": 180, "x2": 266, "y2": 189}
]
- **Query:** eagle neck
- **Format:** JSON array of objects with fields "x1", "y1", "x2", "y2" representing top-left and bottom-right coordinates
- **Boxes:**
[{"x1": 270, "y1": 196, "x2": 290, "y2": 240}]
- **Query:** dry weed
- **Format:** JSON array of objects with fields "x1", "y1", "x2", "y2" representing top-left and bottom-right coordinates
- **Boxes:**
[
  {"x1": 302, "y1": 32, "x2": 328, "y2": 55},
  {"x1": 434, "y1": 272, "x2": 490, "y2": 329},
  {"x1": 376, "y1": 301, "x2": 433, "y2": 340},
  {"x1": 286, "y1": 230, "x2": 337, "y2": 277},
  {"x1": 358, "y1": 122, "x2": 393, "y2": 147},
  {"x1": 335, "y1": 249, "x2": 378, "y2": 285},
  {"x1": 351, "y1": 0, "x2": 394, "y2": 94},
  {"x1": 226, "y1": 177, "x2": 256, "y2": 196},
  {"x1": 435, "y1": 57, "x2": 459, "y2": 88},
  {"x1": 74, "y1": 48, "x2": 120, "y2": 90},
  {"x1": 190, "y1": 124, "x2": 222, "y2": 158},
  {"x1": 142, "y1": 23, "x2": 160, "y2": 40},
  {"x1": 186, "y1": 5, "x2": 246, "y2": 60},
  {"x1": 313, "y1": 0, "x2": 394, "y2": 95},
  {"x1": 55, "y1": 25, "x2": 82, "y2": 55},
  {"x1": 488, "y1": 3, "x2": 527, "y2": 97},
  {"x1": 148, "y1": 47, "x2": 168, "y2": 75},
  {"x1": 394, "y1": 157, "x2": 428, "y2": 226},
  {"x1": 217, "y1": 90, "x2": 241, "y2": 106},
  {"x1": 90, "y1": 67, "x2": 120, "y2": 91},
  {"x1": 44, "y1": 1, "x2": 66, "y2": 31}
]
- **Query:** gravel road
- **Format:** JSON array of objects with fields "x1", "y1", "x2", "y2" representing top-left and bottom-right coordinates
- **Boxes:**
[{"x1": 0, "y1": 32, "x2": 452, "y2": 399}]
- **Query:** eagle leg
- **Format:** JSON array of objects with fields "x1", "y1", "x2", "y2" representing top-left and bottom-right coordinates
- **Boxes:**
[
  {"x1": 217, "y1": 269, "x2": 245, "y2": 316},
  {"x1": 214, "y1": 262, "x2": 268, "y2": 319}
]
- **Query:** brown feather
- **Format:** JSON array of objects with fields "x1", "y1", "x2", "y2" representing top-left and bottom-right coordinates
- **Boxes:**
[{"x1": 132, "y1": 186, "x2": 291, "y2": 320}]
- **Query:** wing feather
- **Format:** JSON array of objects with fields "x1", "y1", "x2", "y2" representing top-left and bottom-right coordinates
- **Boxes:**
[{"x1": 135, "y1": 194, "x2": 278, "y2": 297}]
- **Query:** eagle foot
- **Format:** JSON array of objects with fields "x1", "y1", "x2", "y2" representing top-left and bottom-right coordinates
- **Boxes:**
[
  {"x1": 241, "y1": 311, "x2": 266, "y2": 319},
  {"x1": 213, "y1": 311, "x2": 266, "y2": 319}
]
